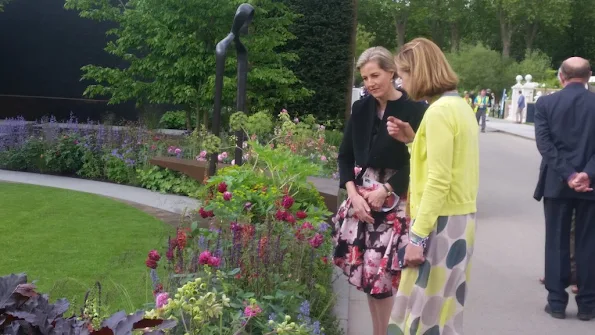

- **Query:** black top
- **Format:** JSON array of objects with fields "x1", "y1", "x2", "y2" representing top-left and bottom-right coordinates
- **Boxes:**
[{"x1": 338, "y1": 91, "x2": 426, "y2": 195}]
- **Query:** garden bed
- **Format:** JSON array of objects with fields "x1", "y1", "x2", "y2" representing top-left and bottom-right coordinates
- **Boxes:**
[{"x1": 150, "y1": 156, "x2": 340, "y2": 213}]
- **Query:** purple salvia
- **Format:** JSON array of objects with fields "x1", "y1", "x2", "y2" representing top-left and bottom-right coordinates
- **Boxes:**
[{"x1": 149, "y1": 269, "x2": 160, "y2": 290}]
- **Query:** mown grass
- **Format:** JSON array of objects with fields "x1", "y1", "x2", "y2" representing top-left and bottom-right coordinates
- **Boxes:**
[{"x1": 0, "y1": 182, "x2": 171, "y2": 312}]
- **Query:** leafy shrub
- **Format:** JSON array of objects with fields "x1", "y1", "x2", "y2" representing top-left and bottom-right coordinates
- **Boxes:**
[
  {"x1": 137, "y1": 166, "x2": 200, "y2": 196},
  {"x1": 44, "y1": 134, "x2": 86, "y2": 174},
  {"x1": 0, "y1": 273, "x2": 175, "y2": 335},
  {"x1": 159, "y1": 111, "x2": 191, "y2": 130},
  {"x1": 103, "y1": 152, "x2": 137, "y2": 185}
]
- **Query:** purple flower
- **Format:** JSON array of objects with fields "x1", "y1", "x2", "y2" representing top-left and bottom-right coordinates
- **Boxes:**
[{"x1": 318, "y1": 223, "x2": 330, "y2": 233}]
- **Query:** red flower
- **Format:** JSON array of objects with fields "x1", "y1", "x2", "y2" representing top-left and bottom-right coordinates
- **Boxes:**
[
  {"x1": 199, "y1": 250, "x2": 212, "y2": 265},
  {"x1": 145, "y1": 258, "x2": 158, "y2": 269},
  {"x1": 217, "y1": 182, "x2": 228, "y2": 193},
  {"x1": 275, "y1": 209, "x2": 287, "y2": 221},
  {"x1": 321, "y1": 256, "x2": 328, "y2": 264},
  {"x1": 177, "y1": 229, "x2": 187, "y2": 250},
  {"x1": 309, "y1": 233, "x2": 324, "y2": 249},
  {"x1": 223, "y1": 191, "x2": 232, "y2": 201},
  {"x1": 285, "y1": 214, "x2": 296, "y2": 224},
  {"x1": 282, "y1": 195, "x2": 294, "y2": 209},
  {"x1": 166, "y1": 249, "x2": 174, "y2": 261},
  {"x1": 148, "y1": 250, "x2": 161, "y2": 261},
  {"x1": 295, "y1": 229, "x2": 305, "y2": 241},
  {"x1": 199, "y1": 207, "x2": 209, "y2": 218},
  {"x1": 301, "y1": 222, "x2": 314, "y2": 230},
  {"x1": 207, "y1": 256, "x2": 221, "y2": 267},
  {"x1": 296, "y1": 211, "x2": 308, "y2": 219},
  {"x1": 259, "y1": 236, "x2": 269, "y2": 258}
]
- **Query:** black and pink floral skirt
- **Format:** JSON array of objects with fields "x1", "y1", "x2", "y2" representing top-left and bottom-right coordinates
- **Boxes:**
[{"x1": 331, "y1": 168, "x2": 410, "y2": 299}]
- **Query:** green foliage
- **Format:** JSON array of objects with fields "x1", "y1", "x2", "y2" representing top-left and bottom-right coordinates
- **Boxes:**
[
  {"x1": 64, "y1": 0, "x2": 309, "y2": 122},
  {"x1": 44, "y1": 134, "x2": 86, "y2": 174},
  {"x1": 137, "y1": 166, "x2": 200, "y2": 196},
  {"x1": 159, "y1": 111, "x2": 190, "y2": 130},
  {"x1": 78, "y1": 149, "x2": 106, "y2": 180},
  {"x1": 282, "y1": 0, "x2": 354, "y2": 122},
  {"x1": 446, "y1": 43, "x2": 509, "y2": 93},
  {"x1": 506, "y1": 50, "x2": 553, "y2": 83},
  {"x1": 103, "y1": 154, "x2": 137, "y2": 185}
]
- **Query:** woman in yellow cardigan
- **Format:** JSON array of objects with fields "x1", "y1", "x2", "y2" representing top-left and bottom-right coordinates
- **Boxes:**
[{"x1": 386, "y1": 38, "x2": 480, "y2": 335}]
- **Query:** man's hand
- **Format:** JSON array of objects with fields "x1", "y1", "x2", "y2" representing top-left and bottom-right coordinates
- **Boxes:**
[
  {"x1": 404, "y1": 243, "x2": 425, "y2": 267},
  {"x1": 363, "y1": 187, "x2": 388, "y2": 212},
  {"x1": 570, "y1": 172, "x2": 593, "y2": 192},
  {"x1": 387, "y1": 116, "x2": 416, "y2": 143}
]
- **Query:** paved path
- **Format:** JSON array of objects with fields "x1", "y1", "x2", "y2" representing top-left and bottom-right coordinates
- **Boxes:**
[
  {"x1": 0, "y1": 170, "x2": 199, "y2": 214},
  {"x1": 343, "y1": 129, "x2": 593, "y2": 335},
  {"x1": 486, "y1": 117, "x2": 535, "y2": 140}
]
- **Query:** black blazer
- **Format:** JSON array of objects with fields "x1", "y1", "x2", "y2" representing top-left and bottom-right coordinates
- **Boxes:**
[
  {"x1": 533, "y1": 82, "x2": 595, "y2": 201},
  {"x1": 338, "y1": 93, "x2": 426, "y2": 195}
]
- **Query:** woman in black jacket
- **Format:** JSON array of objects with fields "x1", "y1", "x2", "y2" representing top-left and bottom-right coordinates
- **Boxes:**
[{"x1": 332, "y1": 46, "x2": 425, "y2": 335}]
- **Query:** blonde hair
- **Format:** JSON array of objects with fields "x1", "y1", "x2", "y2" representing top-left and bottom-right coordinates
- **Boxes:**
[
  {"x1": 356, "y1": 46, "x2": 398, "y2": 79},
  {"x1": 395, "y1": 38, "x2": 458, "y2": 100}
]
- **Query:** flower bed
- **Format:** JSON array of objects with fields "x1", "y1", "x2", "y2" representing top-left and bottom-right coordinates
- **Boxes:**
[
  {"x1": 143, "y1": 142, "x2": 341, "y2": 334},
  {"x1": 0, "y1": 111, "x2": 341, "y2": 196}
]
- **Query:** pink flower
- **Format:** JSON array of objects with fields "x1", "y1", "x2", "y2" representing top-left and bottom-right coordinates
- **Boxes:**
[
  {"x1": 231, "y1": 159, "x2": 235, "y2": 165},
  {"x1": 199, "y1": 150, "x2": 207, "y2": 158},
  {"x1": 217, "y1": 182, "x2": 228, "y2": 193},
  {"x1": 309, "y1": 233, "x2": 324, "y2": 248},
  {"x1": 207, "y1": 256, "x2": 221, "y2": 267},
  {"x1": 198, "y1": 250, "x2": 212, "y2": 265},
  {"x1": 155, "y1": 292, "x2": 169, "y2": 308},
  {"x1": 174, "y1": 148, "x2": 182, "y2": 154},
  {"x1": 320, "y1": 155, "x2": 327, "y2": 162},
  {"x1": 223, "y1": 191, "x2": 232, "y2": 201},
  {"x1": 148, "y1": 250, "x2": 161, "y2": 261},
  {"x1": 167, "y1": 146, "x2": 175, "y2": 154},
  {"x1": 218, "y1": 154, "x2": 223, "y2": 162},
  {"x1": 282, "y1": 195, "x2": 294, "y2": 209},
  {"x1": 221, "y1": 152, "x2": 228, "y2": 159},
  {"x1": 281, "y1": 109, "x2": 288, "y2": 114},
  {"x1": 319, "y1": 124, "x2": 326, "y2": 130},
  {"x1": 199, "y1": 207, "x2": 209, "y2": 218},
  {"x1": 166, "y1": 249, "x2": 174, "y2": 261},
  {"x1": 244, "y1": 305, "x2": 262, "y2": 317}
]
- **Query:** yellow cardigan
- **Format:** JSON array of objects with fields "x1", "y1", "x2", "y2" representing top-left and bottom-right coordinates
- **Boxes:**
[{"x1": 408, "y1": 94, "x2": 479, "y2": 238}]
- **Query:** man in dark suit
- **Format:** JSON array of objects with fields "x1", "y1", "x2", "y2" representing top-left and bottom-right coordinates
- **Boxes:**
[{"x1": 534, "y1": 57, "x2": 595, "y2": 321}]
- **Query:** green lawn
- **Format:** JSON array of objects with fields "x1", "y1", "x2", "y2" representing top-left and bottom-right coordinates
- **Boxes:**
[{"x1": 0, "y1": 182, "x2": 171, "y2": 312}]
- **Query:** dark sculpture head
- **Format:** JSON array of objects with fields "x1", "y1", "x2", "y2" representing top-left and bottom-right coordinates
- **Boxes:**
[{"x1": 231, "y1": 4, "x2": 255, "y2": 36}]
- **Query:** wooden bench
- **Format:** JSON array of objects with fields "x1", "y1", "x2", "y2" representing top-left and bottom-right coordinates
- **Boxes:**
[{"x1": 149, "y1": 156, "x2": 341, "y2": 213}]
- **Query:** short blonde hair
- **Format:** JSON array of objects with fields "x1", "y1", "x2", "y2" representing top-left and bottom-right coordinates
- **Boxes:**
[
  {"x1": 395, "y1": 38, "x2": 458, "y2": 100},
  {"x1": 356, "y1": 46, "x2": 398, "y2": 79}
]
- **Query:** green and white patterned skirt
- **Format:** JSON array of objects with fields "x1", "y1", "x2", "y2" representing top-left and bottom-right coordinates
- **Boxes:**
[{"x1": 388, "y1": 213, "x2": 476, "y2": 335}]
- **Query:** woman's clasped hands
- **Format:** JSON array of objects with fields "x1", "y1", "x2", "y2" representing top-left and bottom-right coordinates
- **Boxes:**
[{"x1": 387, "y1": 116, "x2": 416, "y2": 143}]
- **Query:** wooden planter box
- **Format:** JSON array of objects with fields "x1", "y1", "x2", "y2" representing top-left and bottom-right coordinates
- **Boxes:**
[{"x1": 149, "y1": 157, "x2": 340, "y2": 214}]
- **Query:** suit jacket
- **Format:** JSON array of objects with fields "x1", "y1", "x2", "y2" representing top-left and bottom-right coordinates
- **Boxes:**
[
  {"x1": 338, "y1": 92, "x2": 426, "y2": 195},
  {"x1": 533, "y1": 82, "x2": 595, "y2": 201}
]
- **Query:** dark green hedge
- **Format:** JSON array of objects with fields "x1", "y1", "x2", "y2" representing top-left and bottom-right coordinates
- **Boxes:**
[{"x1": 282, "y1": 0, "x2": 354, "y2": 126}]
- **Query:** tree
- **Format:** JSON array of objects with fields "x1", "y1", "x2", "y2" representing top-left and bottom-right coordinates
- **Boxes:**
[
  {"x1": 522, "y1": 0, "x2": 571, "y2": 52},
  {"x1": 446, "y1": 43, "x2": 509, "y2": 93},
  {"x1": 65, "y1": 0, "x2": 309, "y2": 130}
]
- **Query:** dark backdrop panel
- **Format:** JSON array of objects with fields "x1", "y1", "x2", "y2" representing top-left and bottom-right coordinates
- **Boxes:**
[{"x1": 0, "y1": 0, "x2": 136, "y2": 121}]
